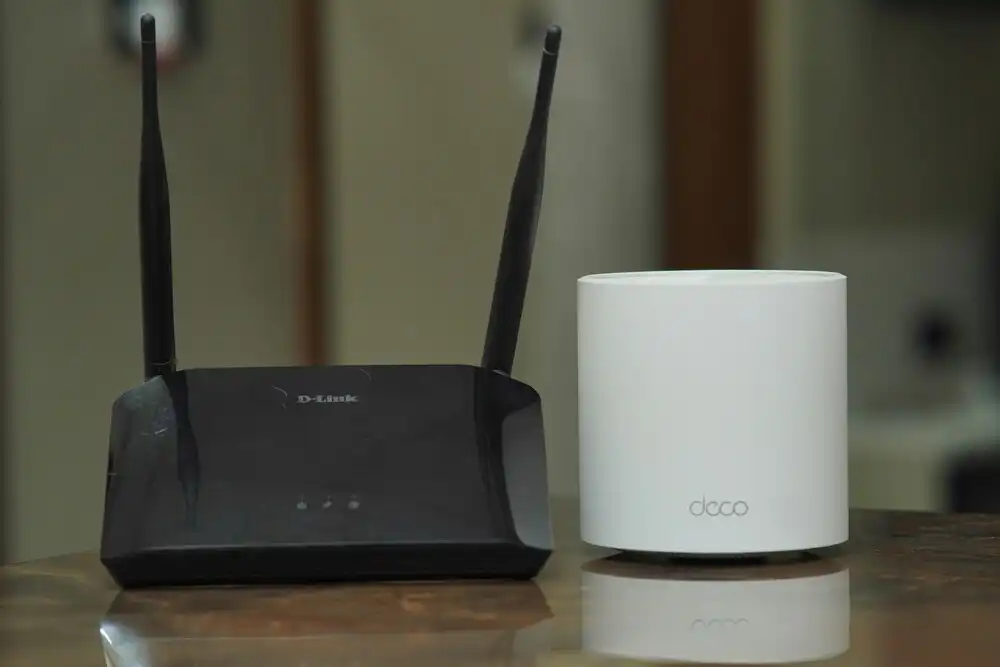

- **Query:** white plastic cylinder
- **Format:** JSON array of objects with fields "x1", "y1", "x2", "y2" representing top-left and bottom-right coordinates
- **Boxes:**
[{"x1": 578, "y1": 270, "x2": 848, "y2": 555}]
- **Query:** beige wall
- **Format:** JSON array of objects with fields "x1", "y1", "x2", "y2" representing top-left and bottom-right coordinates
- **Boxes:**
[
  {"x1": 324, "y1": 1, "x2": 524, "y2": 368},
  {"x1": 2, "y1": 0, "x2": 297, "y2": 563},
  {"x1": 516, "y1": 0, "x2": 663, "y2": 498},
  {"x1": 325, "y1": 0, "x2": 663, "y2": 499},
  {"x1": 762, "y1": 0, "x2": 1000, "y2": 246}
]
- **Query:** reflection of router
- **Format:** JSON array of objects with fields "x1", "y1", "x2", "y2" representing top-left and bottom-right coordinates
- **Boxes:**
[
  {"x1": 581, "y1": 556, "x2": 851, "y2": 665},
  {"x1": 100, "y1": 582, "x2": 554, "y2": 667}
]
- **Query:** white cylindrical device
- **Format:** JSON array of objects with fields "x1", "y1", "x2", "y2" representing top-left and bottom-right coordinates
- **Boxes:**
[
  {"x1": 578, "y1": 270, "x2": 848, "y2": 555},
  {"x1": 581, "y1": 557, "x2": 851, "y2": 664}
]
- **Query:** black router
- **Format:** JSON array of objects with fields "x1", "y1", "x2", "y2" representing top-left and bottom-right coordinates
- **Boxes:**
[{"x1": 100, "y1": 14, "x2": 562, "y2": 588}]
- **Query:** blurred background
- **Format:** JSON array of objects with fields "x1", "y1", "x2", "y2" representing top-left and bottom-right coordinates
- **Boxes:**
[{"x1": 1, "y1": 0, "x2": 999, "y2": 564}]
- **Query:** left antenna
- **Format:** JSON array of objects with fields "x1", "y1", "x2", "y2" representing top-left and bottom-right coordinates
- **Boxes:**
[
  {"x1": 138, "y1": 14, "x2": 177, "y2": 379},
  {"x1": 480, "y1": 25, "x2": 562, "y2": 376}
]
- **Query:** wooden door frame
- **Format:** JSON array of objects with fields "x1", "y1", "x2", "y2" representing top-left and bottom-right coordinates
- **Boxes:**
[
  {"x1": 0, "y1": 0, "x2": 6, "y2": 563},
  {"x1": 293, "y1": 0, "x2": 328, "y2": 364},
  {"x1": 663, "y1": 0, "x2": 759, "y2": 269}
]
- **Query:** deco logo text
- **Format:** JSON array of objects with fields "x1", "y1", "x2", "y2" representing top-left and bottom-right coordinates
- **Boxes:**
[
  {"x1": 689, "y1": 497, "x2": 749, "y2": 517},
  {"x1": 690, "y1": 618, "x2": 750, "y2": 630}
]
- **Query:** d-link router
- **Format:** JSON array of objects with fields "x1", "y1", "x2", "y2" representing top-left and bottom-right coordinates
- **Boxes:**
[{"x1": 100, "y1": 15, "x2": 561, "y2": 588}]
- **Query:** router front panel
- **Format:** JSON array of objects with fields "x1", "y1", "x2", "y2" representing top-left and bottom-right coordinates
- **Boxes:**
[{"x1": 101, "y1": 365, "x2": 548, "y2": 562}]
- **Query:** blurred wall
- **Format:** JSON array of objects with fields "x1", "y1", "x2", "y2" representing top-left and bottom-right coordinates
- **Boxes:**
[
  {"x1": 762, "y1": 0, "x2": 1000, "y2": 409},
  {"x1": 763, "y1": 0, "x2": 1000, "y2": 242},
  {"x1": 517, "y1": 0, "x2": 663, "y2": 498},
  {"x1": 762, "y1": 0, "x2": 1000, "y2": 511},
  {"x1": 324, "y1": 0, "x2": 663, "y2": 499},
  {"x1": 324, "y1": 1, "x2": 524, "y2": 368},
  {"x1": 1, "y1": 0, "x2": 662, "y2": 562},
  {"x1": 2, "y1": 0, "x2": 297, "y2": 563}
]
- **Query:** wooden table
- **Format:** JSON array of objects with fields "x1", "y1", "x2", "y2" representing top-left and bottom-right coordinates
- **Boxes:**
[{"x1": 5, "y1": 503, "x2": 1000, "y2": 666}]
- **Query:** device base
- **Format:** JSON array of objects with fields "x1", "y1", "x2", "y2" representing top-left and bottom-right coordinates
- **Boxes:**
[
  {"x1": 612, "y1": 549, "x2": 824, "y2": 567},
  {"x1": 587, "y1": 541, "x2": 847, "y2": 567},
  {"x1": 103, "y1": 542, "x2": 551, "y2": 588}
]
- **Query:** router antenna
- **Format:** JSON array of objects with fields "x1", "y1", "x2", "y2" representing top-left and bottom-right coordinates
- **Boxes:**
[
  {"x1": 138, "y1": 14, "x2": 177, "y2": 380},
  {"x1": 481, "y1": 25, "x2": 562, "y2": 375}
]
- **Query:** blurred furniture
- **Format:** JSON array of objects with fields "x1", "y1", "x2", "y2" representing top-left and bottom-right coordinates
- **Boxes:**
[
  {"x1": 849, "y1": 396, "x2": 1000, "y2": 511},
  {"x1": 947, "y1": 447, "x2": 1000, "y2": 513}
]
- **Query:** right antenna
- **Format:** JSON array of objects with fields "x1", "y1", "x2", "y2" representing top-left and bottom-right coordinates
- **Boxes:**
[
  {"x1": 481, "y1": 25, "x2": 562, "y2": 375},
  {"x1": 138, "y1": 14, "x2": 177, "y2": 380}
]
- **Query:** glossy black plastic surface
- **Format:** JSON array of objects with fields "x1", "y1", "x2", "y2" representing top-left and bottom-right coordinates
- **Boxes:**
[{"x1": 100, "y1": 364, "x2": 551, "y2": 587}]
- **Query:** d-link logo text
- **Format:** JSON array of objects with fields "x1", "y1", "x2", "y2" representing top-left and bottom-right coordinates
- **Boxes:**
[
  {"x1": 297, "y1": 394, "x2": 359, "y2": 404},
  {"x1": 689, "y1": 497, "x2": 750, "y2": 517}
]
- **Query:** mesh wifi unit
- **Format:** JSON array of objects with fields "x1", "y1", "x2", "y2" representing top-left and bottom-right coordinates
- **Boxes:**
[
  {"x1": 578, "y1": 270, "x2": 849, "y2": 559},
  {"x1": 100, "y1": 14, "x2": 562, "y2": 588}
]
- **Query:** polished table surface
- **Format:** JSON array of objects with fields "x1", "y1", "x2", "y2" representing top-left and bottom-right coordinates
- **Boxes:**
[{"x1": 5, "y1": 503, "x2": 1000, "y2": 666}]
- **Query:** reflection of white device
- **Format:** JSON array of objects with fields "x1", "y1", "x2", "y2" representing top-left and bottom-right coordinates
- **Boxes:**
[
  {"x1": 581, "y1": 557, "x2": 851, "y2": 664},
  {"x1": 578, "y1": 270, "x2": 849, "y2": 556}
]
